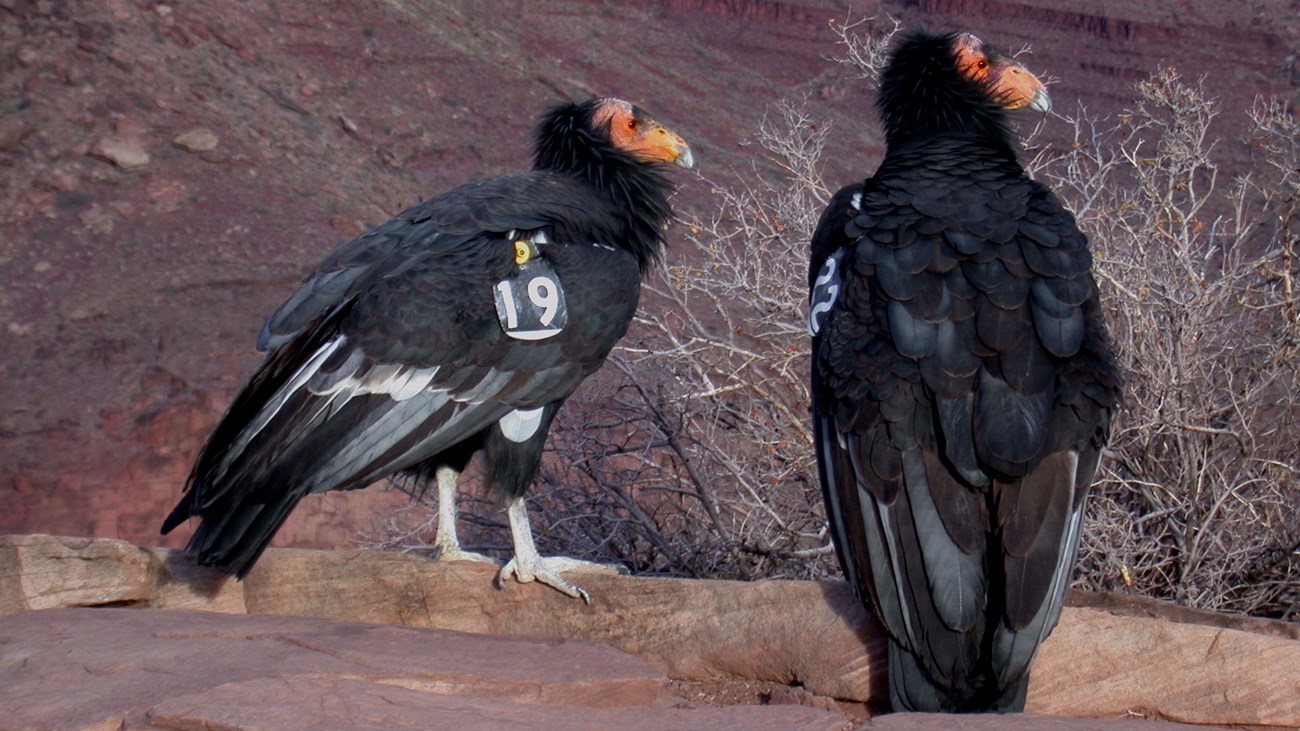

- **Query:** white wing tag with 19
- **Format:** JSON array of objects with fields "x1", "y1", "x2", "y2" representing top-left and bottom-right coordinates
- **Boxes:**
[{"x1": 494, "y1": 256, "x2": 568, "y2": 340}]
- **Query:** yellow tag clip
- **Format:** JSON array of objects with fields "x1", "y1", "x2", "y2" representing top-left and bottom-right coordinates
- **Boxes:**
[{"x1": 513, "y1": 240, "x2": 532, "y2": 265}]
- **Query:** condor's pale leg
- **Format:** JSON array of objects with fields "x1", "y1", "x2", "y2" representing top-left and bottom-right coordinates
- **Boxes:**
[
  {"x1": 495, "y1": 495, "x2": 620, "y2": 604},
  {"x1": 430, "y1": 465, "x2": 497, "y2": 564}
]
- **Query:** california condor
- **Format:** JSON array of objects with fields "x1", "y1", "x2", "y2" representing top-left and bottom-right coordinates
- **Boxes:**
[
  {"x1": 162, "y1": 97, "x2": 694, "y2": 603},
  {"x1": 809, "y1": 31, "x2": 1119, "y2": 711}
]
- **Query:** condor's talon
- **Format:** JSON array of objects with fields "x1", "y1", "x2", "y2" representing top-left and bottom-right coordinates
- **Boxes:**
[
  {"x1": 432, "y1": 543, "x2": 499, "y2": 565},
  {"x1": 496, "y1": 496, "x2": 624, "y2": 604},
  {"x1": 496, "y1": 556, "x2": 623, "y2": 604},
  {"x1": 496, "y1": 555, "x2": 595, "y2": 604}
]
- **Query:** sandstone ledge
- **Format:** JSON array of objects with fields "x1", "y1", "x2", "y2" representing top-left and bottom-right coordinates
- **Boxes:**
[
  {"x1": 0, "y1": 607, "x2": 850, "y2": 731},
  {"x1": 2, "y1": 534, "x2": 1298, "y2": 729}
]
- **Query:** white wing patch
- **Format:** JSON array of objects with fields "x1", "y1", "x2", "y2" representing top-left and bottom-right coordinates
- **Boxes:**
[
  {"x1": 306, "y1": 349, "x2": 440, "y2": 403},
  {"x1": 453, "y1": 367, "x2": 517, "y2": 405},
  {"x1": 226, "y1": 336, "x2": 345, "y2": 473},
  {"x1": 499, "y1": 407, "x2": 545, "y2": 443},
  {"x1": 389, "y1": 368, "x2": 440, "y2": 400}
]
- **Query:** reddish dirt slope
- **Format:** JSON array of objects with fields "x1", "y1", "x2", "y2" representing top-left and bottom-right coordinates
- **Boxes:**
[{"x1": 1, "y1": 0, "x2": 1294, "y2": 551}]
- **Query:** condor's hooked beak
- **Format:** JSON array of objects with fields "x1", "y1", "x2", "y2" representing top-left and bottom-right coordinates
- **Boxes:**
[
  {"x1": 673, "y1": 142, "x2": 696, "y2": 170},
  {"x1": 634, "y1": 118, "x2": 694, "y2": 170},
  {"x1": 990, "y1": 57, "x2": 1050, "y2": 112},
  {"x1": 1022, "y1": 81, "x2": 1052, "y2": 113}
]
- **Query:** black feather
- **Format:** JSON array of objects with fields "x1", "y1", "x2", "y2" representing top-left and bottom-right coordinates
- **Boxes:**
[{"x1": 876, "y1": 30, "x2": 1017, "y2": 152}]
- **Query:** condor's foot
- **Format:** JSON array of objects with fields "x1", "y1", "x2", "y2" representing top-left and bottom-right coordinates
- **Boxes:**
[
  {"x1": 495, "y1": 554, "x2": 624, "y2": 604},
  {"x1": 430, "y1": 540, "x2": 498, "y2": 565},
  {"x1": 496, "y1": 495, "x2": 623, "y2": 603}
]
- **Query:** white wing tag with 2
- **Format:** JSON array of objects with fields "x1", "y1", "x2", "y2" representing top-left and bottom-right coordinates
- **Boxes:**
[
  {"x1": 494, "y1": 258, "x2": 568, "y2": 340},
  {"x1": 808, "y1": 250, "x2": 844, "y2": 336}
]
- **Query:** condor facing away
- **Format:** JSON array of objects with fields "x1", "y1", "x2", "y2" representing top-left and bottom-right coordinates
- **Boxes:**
[
  {"x1": 162, "y1": 98, "x2": 694, "y2": 602},
  {"x1": 809, "y1": 32, "x2": 1119, "y2": 711}
]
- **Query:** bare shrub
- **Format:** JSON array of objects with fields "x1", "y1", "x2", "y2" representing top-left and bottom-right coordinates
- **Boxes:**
[
  {"x1": 1036, "y1": 70, "x2": 1300, "y2": 618},
  {"x1": 826, "y1": 11, "x2": 900, "y2": 81}
]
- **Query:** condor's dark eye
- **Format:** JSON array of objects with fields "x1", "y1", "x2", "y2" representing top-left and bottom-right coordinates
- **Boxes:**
[
  {"x1": 977, "y1": 59, "x2": 988, "y2": 69},
  {"x1": 626, "y1": 118, "x2": 639, "y2": 131}
]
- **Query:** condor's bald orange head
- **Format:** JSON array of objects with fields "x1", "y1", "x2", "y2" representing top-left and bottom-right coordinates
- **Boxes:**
[
  {"x1": 953, "y1": 33, "x2": 1050, "y2": 113},
  {"x1": 591, "y1": 98, "x2": 695, "y2": 169}
]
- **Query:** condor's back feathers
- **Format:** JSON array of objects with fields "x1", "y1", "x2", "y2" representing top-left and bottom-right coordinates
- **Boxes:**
[{"x1": 810, "y1": 29, "x2": 1119, "y2": 712}]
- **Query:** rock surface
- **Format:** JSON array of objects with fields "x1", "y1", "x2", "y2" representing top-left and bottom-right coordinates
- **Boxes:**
[
  {"x1": 0, "y1": 607, "x2": 847, "y2": 731},
  {"x1": 171, "y1": 127, "x2": 219, "y2": 153},
  {"x1": 4, "y1": 535, "x2": 1300, "y2": 729},
  {"x1": 1033, "y1": 613, "x2": 1300, "y2": 726},
  {"x1": 89, "y1": 134, "x2": 151, "y2": 170}
]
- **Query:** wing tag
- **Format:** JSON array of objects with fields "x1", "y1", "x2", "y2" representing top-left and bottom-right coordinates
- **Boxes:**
[
  {"x1": 808, "y1": 250, "x2": 845, "y2": 336},
  {"x1": 494, "y1": 258, "x2": 568, "y2": 340}
]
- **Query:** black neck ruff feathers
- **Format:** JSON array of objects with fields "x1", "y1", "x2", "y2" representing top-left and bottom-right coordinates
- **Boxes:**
[
  {"x1": 877, "y1": 30, "x2": 1018, "y2": 153},
  {"x1": 532, "y1": 99, "x2": 675, "y2": 274}
]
